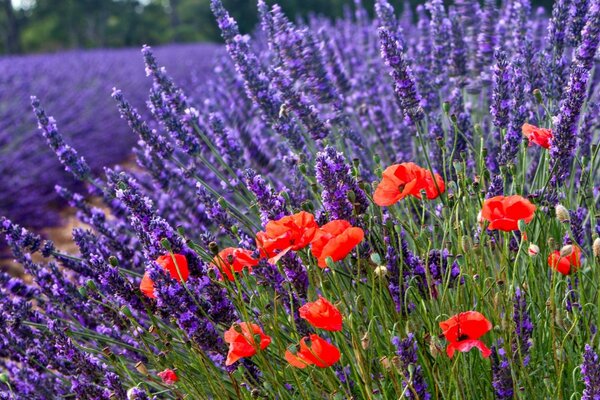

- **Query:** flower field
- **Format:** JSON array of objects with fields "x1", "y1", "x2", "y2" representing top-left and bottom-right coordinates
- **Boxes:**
[{"x1": 1, "y1": 0, "x2": 600, "y2": 399}]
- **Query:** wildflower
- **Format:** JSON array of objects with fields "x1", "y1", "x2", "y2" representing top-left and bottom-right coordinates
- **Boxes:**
[
  {"x1": 310, "y1": 220, "x2": 364, "y2": 268},
  {"x1": 392, "y1": 334, "x2": 431, "y2": 399},
  {"x1": 491, "y1": 346, "x2": 514, "y2": 399},
  {"x1": 140, "y1": 254, "x2": 189, "y2": 299},
  {"x1": 298, "y1": 296, "x2": 343, "y2": 331},
  {"x1": 593, "y1": 237, "x2": 600, "y2": 258},
  {"x1": 555, "y1": 204, "x2": 570, "y2": 222},
  {"x1": 256, "y1": 211, "x2": 318, "y2": 264},
  {"x1": 285, "y1": 334, "x2": 341, "y2": 368},
  {"x1": 157, "y1": 369, "x2": 178, "y2": 385},
  {"x1": 581, "y1": 344, "x2": 600, "y2": 400},
  {"x1": 522, "y1": 123, "x2": 553, "y2": 149},
  {"x1": 528, "y1": 243, "x2": 540, "y2": 257},
  {"x1": 373, "y1": 163, "x2": 445, "y2": 206},
  {"x1": 480, "y1": 195, "x2": 536, "y2": 232},
  {"x1": 548, "y1": 245, "x2": 582, "y2": 275},
  {"x1": 439, "y1": 311, "x2": 492, "y2": 358},
  {"x1": 224, "y1": 322, "x2": 271, "y2": 366},
  {"x1": 211, "y1": 247, "x2": 259, "y2": 281}
]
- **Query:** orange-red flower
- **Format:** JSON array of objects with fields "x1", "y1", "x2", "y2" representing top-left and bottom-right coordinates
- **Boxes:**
[
  {"x1": 299, "y1": 296, "x2": 343, "y2": 331},
  {"x1": 256, "y1": 211, "x2": 318, "y2": 264},
  {"x1": 310, "y1": 220, "x2": 364, "y2": 268},
  {"x1": 224, "y1": 322, "x2": 271, "y2": 366},
  {"x1": 480, "y1": 195, "x2": 536, "y2": 231},
  {"x1": 548, "y1": 245, "x2": 582, "y2": 275},
  {"x1": 157, "y1": 369, "x2": 178, "y2": 385},
  {"x1": 140, "y1": 253, "x2": 189, "y2": 299},
  {"x1": 211, "y1": 247, "x2": 258, "y2": 281},
  {"x1": 373, "y1": 162, "x2": 445, "y2": 206},
  {"x1": 439, "y1": 311, "x2": 492, "y2": 358},
  {"x1": 522, "y1": 123, "x2": 553, "y2": 149},
  {"x1": 285, "y1": 334, "x2": 341, "y2": 368}
]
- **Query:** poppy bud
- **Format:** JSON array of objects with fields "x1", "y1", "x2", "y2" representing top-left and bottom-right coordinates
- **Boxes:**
[
  {"x1": 208, "y1": 242, "x2": 219, "y2": 255},
  {"x1": 533, "y1": 88, "x2": 543, "y2": 104},
  {"x1": 442, "y1": 101, "x2": 451, "y2": 114},
  {"x1": 373, "y1": 154, "x2": 381, "y2": 164},
  {"x1": 593, "y1": 237, "x2": 600, "y2": 259},
  {"x1": 298, "y1": 163, "x2": 307, "y2": 174},
  {"x1": 160, "y1": 238, "x2": 172, "y2": 251},
  {"x1": 86, "y1": 280, "x2": 97, "y2": 291},
  {"x1": 109, "y1": 256, "x2": 119, "y2": 266},
  {"x1": 347, "y1": 190, "x2": 356, "y2": 203},
  {"x1": 0, "y1": 373, "x2": 8, "y2": 384},
  {"x1": 374, "y1": 265, "x2": 388, "y2": 277},
  {"x1": 528, "y1": 243, "x2": 540, "y2": 257},
  {"x1": 560, "y1": 245, "x2": 574, "y2": 258},
  {"x1": 231, "y1": 225, "x2": 239, "y2": 235},
  {"x1": 555, "y1": 205, "x2": 570, "y2": 223},
  {"x1": 135, "y1": 361, "x2": 148, "y2": 375},
  {"x1": 78, "y1": 286, "x2": 87, "y2": 297}
]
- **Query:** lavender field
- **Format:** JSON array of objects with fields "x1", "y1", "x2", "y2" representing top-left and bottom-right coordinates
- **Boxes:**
[
  {"x1": 0, "y1": 43, "x2": 219, "y2": 238},
  {"x1": 0, "y1": 0, "x2": 599, "y2": 399}
]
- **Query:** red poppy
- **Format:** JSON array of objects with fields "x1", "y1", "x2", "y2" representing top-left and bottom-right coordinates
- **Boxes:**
[
  {"x1": 373, "y1": 162, "x2": 445, "y2": 206},
  {"x1": 480, "y1": 195, "x2": 536, "y2": 231},
  {"x1": 310, "y1": 220, "x2": 364, "y2": 268},
  {"x1": 256, "y1": 211, "x2": 318, "y2": 264},
  {"x1": 224, "y1": 322, "x2": 271, "y2": 366},
  {"x1": 439, "y1": 311, "x2": 492, "y2": 358},
  {"x1": 284, "y1": 334, "x2": 341, "y2": 368},
  {"x1": 211, "y1": 247, "x2": 258, "y2": 281},
  {"x1": 548, "y1": 245, "x2": 582, "y2": 275},
  {"x1": 140, "y1": 254, "x2": 189, "y2": 299},
  {"x1": 157, "y1": 369, "x2": 178, "y2": 385},
  {"x1": 522, "y1": 123, "x2": 553, "y2": 149},
  {"x1": 299, "y1": 296, "x2": 343, "y2": 331}
]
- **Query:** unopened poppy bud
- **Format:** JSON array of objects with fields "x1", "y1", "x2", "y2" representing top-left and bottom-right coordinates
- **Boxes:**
[
  {"x1": 347, "y1": 190, "x2": 356, "y2": 203},
  {"x1": 160, "y1": 238, "x2": 172, "y2": 251},
  {"x1": 528, "y1": 243, "x2": 540, "y2": 257},
  {"x1": 0, "y1": 373, "x2": 9, "y2": 384},
  {"x1": 533, "y1": 88, "x2": 543, "y2": 104},
  {"x1": 86, "y1": 280, "x2": 97, "y2": 291},
  {"x1": 442, "y1": 101, "x2": 451, "y2": 114},
  {"x1": 208, "y1": 242, "x2": 219, "y2": 255},
  {"x1": 298, "y1": 163, "x2": 307, "y2": 174},
  {"x1": 555, "y1": 204, "x2": 570, "y2": 223},
  {"x1": 374, "y1": 265, "x2": 388, "y2": 277},
  {"x1": 560, "y1": 245, "x2": 573, "y2": 258},
  {"x1": 78, "y1": 286, "x2": 87, "y2": 297},
  {"x1": 461, "y1": 235, "x2": 471, "y2": 252},
  {"x1": 109, "y1": 256, "x2": 119, "y2": 266},
  {"x1": 450, "y1": 113, "x2": 458, "y2": 124},
  {"x1": 361, "y1": 333, "x2": 369, "y2": 349},
  {"x1": 593, "y1": 237, "x2": 600, "y2": 258},
  {"x1": 373, "y1": 154, "x2": 381, "y2": 164},
  {"x1": 231, "y1": 225, "x2": 239, "y2": 235},
  {"x1": 135, "y1": 361, "x2": 148, "y2": 375}
]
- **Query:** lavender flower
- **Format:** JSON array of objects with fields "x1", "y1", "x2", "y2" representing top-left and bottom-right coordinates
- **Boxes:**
[
  {"x1": 513, "y1": 288, "x2": 534, "y2": 364},
  {"x1": 392, "y1": 334, "x2": 431, "y2": 400},
  {"x1": 491, "y1": 345, "x2": 514, "y2": 400},
  {"x1": 491, "y1": 50, "x2": 511, "y2": 130},
  {"x1": 581, "y1": 344, "x2": 600, "y2": 400}
]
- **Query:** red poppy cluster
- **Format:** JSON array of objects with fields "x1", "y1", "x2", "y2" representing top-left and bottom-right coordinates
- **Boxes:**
[
  {"x1": 522, "y1": 123, "x2": 553, "y2": 149},
  {"x1": 224, "y1": 322, "x2": 272, "y2": 366},
  {"x1": 211, "y1": 247, "x2": 258, "y2": 281},
  {"x1": 256, "y1": 211, "x2": 364, "y2": 268},
  {"x1": 439, "y1": 311, "x2": 492, "y2": 358},
  {"x1": 373, "y1": 162, "x2": 445, "y2": 206},
  {"x1": 480, "y1": 195, "x2": 536, "y2": 232},
  {"x1": 548, "y1": 245, "x2": 582, "y2": 275}
]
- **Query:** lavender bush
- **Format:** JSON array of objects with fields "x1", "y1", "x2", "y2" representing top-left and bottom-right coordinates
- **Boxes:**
[{"x1": 1, "y1": 0, "x2": 600, "y2": 399}]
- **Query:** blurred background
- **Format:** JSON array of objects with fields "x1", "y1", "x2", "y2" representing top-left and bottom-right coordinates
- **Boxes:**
[{"x1": 2, "y1": 0, "x2": 555, "y2": 55}]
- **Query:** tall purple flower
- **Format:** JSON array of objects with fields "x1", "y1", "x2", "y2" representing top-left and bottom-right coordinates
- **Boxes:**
[
  {"x1": 568, "y1": 0, "x2": 590, "y2": 46},
  {"x1": 574, "y1": 0, "x2": 600, "y2": 70},
  {"x1": 513, "y1": 288, "x2": 534, "y2": 365},
  {"x1": 378, "y1": 27, "x2": 424, "y2": 123},
  {"x1": 315, "y1": 147, "x2": 368, "y2": 222},
  {"x1": 498, "y1": 56, "x2": 527, "y2": 168},
  {"x1": 491, "y1": 345, "x2": 514, "y2": 400},
  {"x1": 491, "y1": 50, "x2": 511, "y2": 130},
  {"x1": 392, "y1": 334, "x2": 431, "y2": 400},
  {"x1": 581, "y1": 344, "x2": 600, "y2": 400}
]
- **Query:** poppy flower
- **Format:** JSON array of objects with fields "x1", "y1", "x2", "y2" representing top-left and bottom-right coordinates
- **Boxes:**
[
  {"x1": 140, "y1": 253, "x2": 189, "y2": 299},
  {"x1": 285, "y1": 334, "x2": 341, "y2": 368},
  {"x1": 299, "y1": 296, "x2": 343, "y2": 331},
  {"x1": 224, "y1": 322, "x2": 271, "y2": 366},
  {"x1": 157, "y1": 369, "x2": 178, "y2": 385},
  {"x1": 548, "y1": 245, "x2": 582, "y2": 275},
  {"x1": 439, "y1": 311, "x2": 492, "y2": 358},
  {"x1": 256, "y1": 211, "x2": 318, "y2": 264},
  {"x1": 522, "y1": 123, "x2": 553, "y2": 149},
  {"x1": 211, "y1": 247, "x2": 259, "y2": 281},
  {"x1": 480, "y1": 195, "x2": 536, "y2": 232},
  {"x1": 373, "y1": 162, "x2": 445, "y2": 206},
  {"x1": 310, "y1": 220, "x2": 364, "y2": 268}
]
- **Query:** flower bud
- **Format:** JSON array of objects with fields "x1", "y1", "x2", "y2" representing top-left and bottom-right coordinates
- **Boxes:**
[
  {"x1": 361, "y1": 333, "x2": 369, "y2": 350},
  {"x1": 374, "y1": 265, "x2": 388, "y2": 278},
  {"x1": 593, "y1": 237, "x2": 600, "y2": 259},
  {"x1": 560, "y1": 245, "x2": 573, "y2": 258},
  {"x1": 533, "y1": 89, "x2": 543, "y2": 104},
  {"x1": 528, "y1": 243, "x2": 540, "y2": 257},
  {"x1": 135, "y1": 361, "x2": 148, "y2": 375},
  {"x1": 555, "y1": 204, "x2": 570, "y2": 223}
]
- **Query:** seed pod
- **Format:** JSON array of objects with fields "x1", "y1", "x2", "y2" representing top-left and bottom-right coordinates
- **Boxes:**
[
  {"x1": 560, "y1": 245, "x2": 573, "y2": 257},
  {"x1": 374, "y1": 265, "x2": 388, "y2": 277},
  {"x1": 555, "y1": 204, "x2": 570, "y2": 223},
  {"x1": 361, "y1": 333, "x2": 369, "y2": 350},
  {"x1": 135, "y1": 361, "x2": 148, "y2": 375}
]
